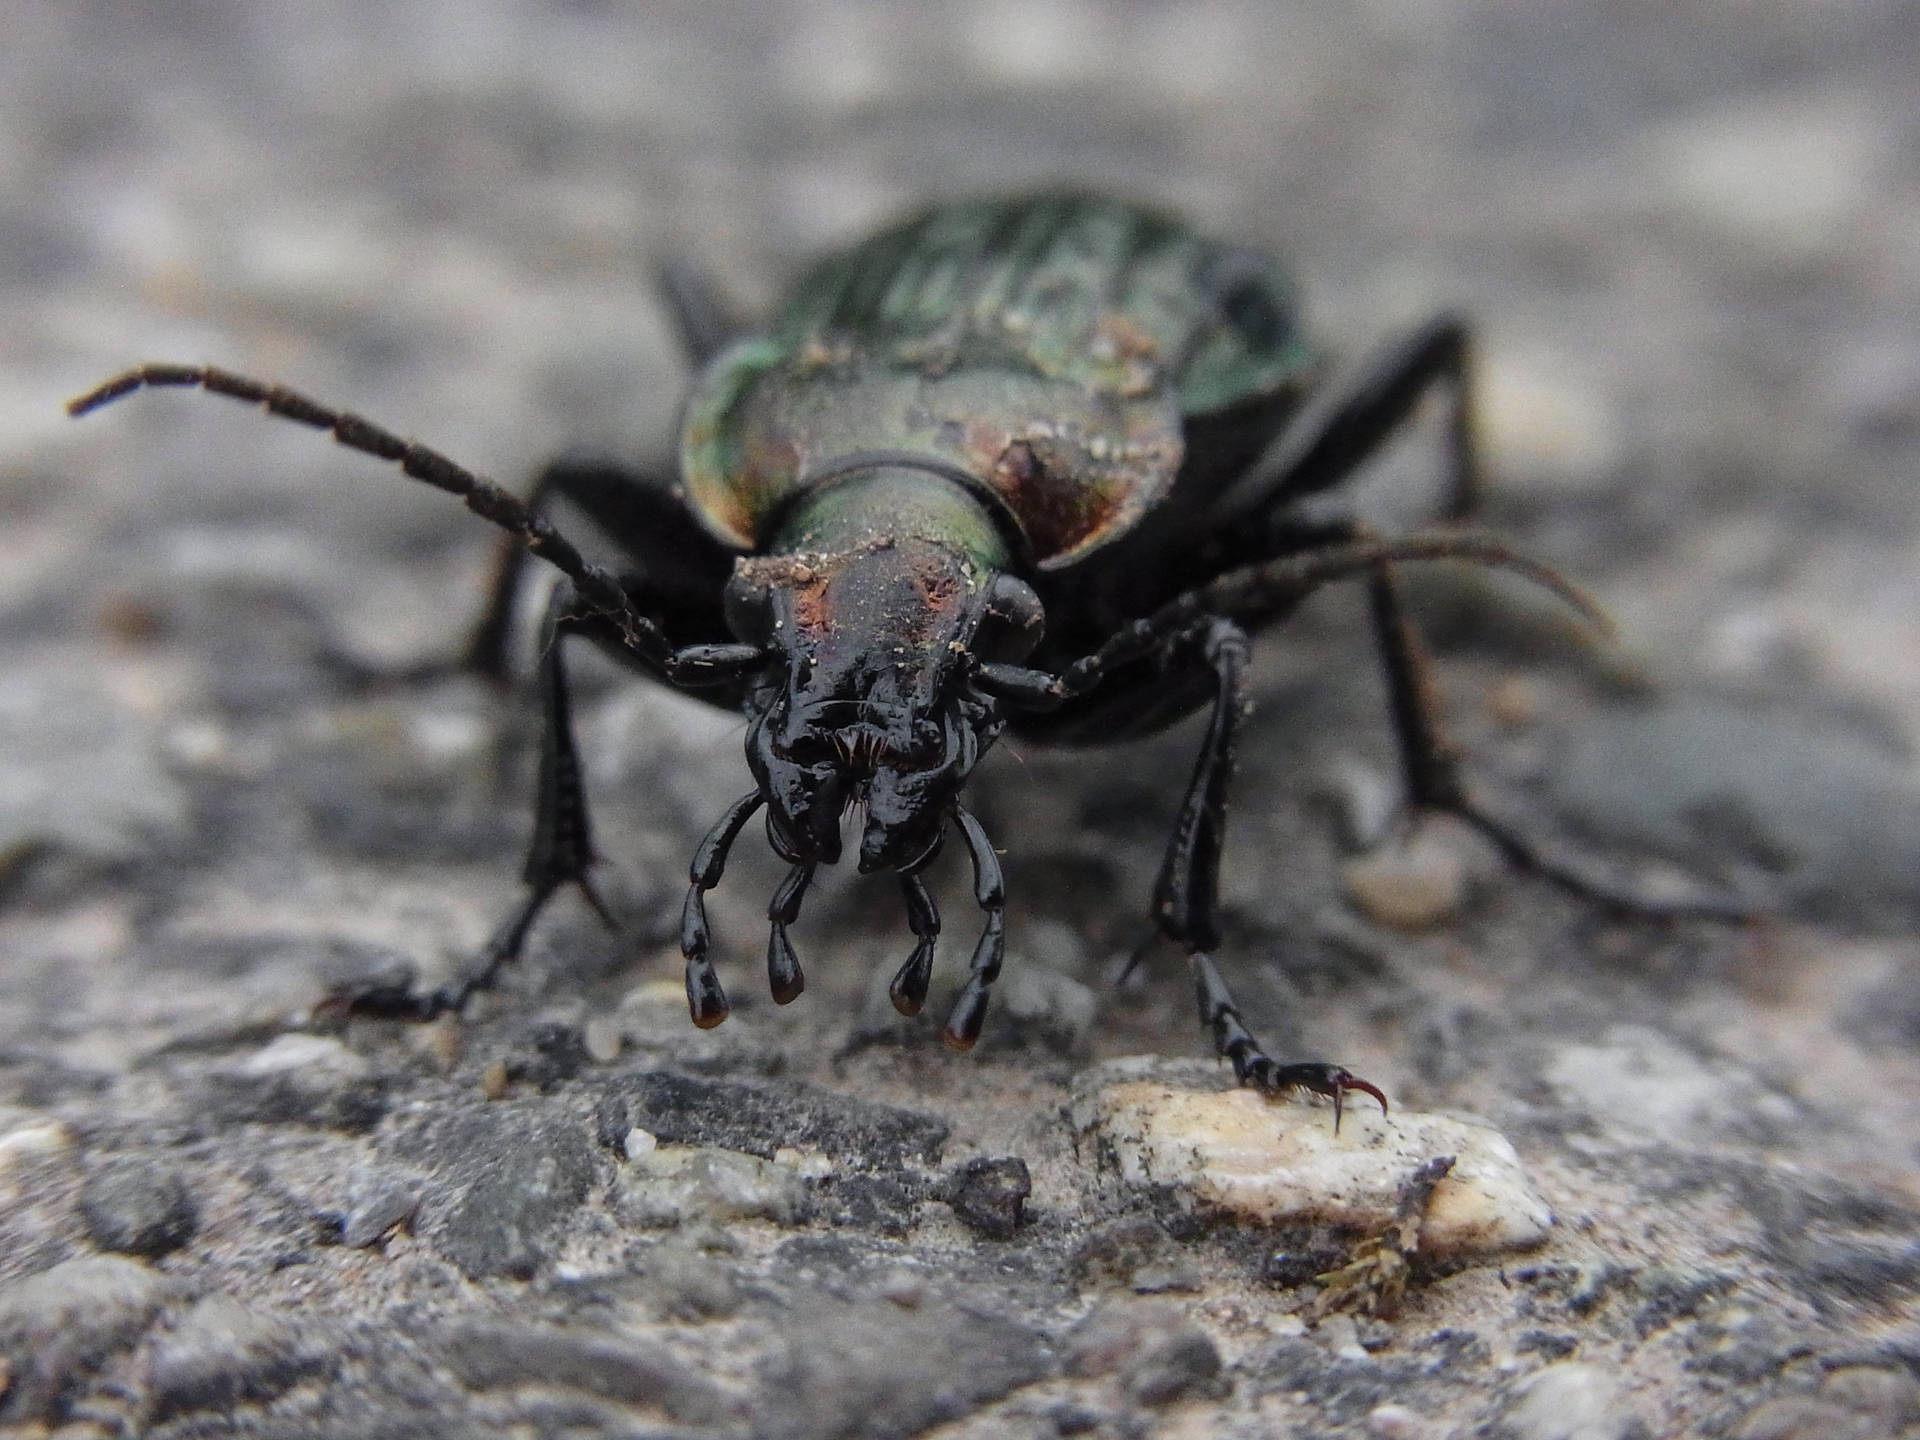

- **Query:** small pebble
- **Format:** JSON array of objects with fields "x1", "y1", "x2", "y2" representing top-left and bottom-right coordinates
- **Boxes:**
[
  {"x1": 878, "y1": 1269, "x2": 926, "y2": 1308},
  {"x1": 618, "y1": 1144, "x2": 810, "y2": 1228},
  {"x1": 1501, "y1": 1361, "x2": 1631, "y2": 1440},
  {"x1": 625, "y1": 1127, "x2": 660, "y2": 1161},
  {"x1": 1369, "y1": 1402, "x2": 1439, "y2": 1439},
  {"x1": 479, "y1": 1060, "x2": 510, "y2": 1100},
  {"x1": 1342, "y1": 826, "x2": 1469, "y2": 931},
  {"x1": 0, "y1": 1119, "x2": 74, "y2": 1171},
  {"x1": 80, "y1": 1155, "x2": 199, "y2": 1258},
  {"x1": 944, "y1": 1156, "x2": 1031, "y2": 1240},
  {"x1": 1079, "y1": 1069, "x2": 1552, "y2": 1254},
  {"x1": 582, "y1": 1015, "x2": 623, "y2": 1063}
]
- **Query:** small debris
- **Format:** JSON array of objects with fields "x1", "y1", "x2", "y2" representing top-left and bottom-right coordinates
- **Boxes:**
[
  {"x1": 79, "y1": 1155, "x2": 199, "y2": 1259},
  {"x1": 1313, "y1": 1156, "x2": 1454, "y2": 1318},
  {"x1": 617, "y1": 1144, "x2": 811, "y2": 1228},
  {"x1": 942, "y1": 1155, "x2": 1031, "y2": 1239},
  {"x1": 624, "y1": 1127, "x2": 659, "y2": 1161},
  {"x1": 340, "y1": 1166, "x2": 422, "y2": 1248},
  {"x1": 1368, "y1": 1401, "x2": 1442, "y2": 1438},
  {"x1": 1077, "y1": 1066, "x2": 1552, "y2": 1255}
]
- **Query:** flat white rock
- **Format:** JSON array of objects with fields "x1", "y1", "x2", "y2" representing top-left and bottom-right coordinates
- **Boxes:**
[{"x1": 1078, "y1": 1075, "x2": 1552, "y2": 1255}]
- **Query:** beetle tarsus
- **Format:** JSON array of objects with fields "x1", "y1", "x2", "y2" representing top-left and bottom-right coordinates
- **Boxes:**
[{"x1": 1191, "y1": 952, "x2": 1387, "y2": 1132}]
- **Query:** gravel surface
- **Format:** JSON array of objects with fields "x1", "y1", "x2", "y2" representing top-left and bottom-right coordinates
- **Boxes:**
[{"x1": 3, "y1": 4, "x2": 1918, "y2": 1437}]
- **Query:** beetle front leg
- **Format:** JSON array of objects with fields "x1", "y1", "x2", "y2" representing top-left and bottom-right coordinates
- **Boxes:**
[{"x1": 1157, "y1": 616, "x2": 1389, "y2": 1126}]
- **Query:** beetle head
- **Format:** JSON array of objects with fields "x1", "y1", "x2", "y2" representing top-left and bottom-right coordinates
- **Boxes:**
[{"x1": 726, "y1": 478, "x2": 1043, "y2": 874}]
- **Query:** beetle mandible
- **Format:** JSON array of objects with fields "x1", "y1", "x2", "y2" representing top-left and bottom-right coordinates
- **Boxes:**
[{"x1": 71, "y1": 193, "x2": 1673, "y2": 1127}]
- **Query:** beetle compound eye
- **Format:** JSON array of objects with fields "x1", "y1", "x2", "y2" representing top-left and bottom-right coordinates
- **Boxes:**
[
  {"x1": 723, "y1": 569, "x2": 775, "y2": 645},
  {"x1": 974, "y1": 574, "x2": 1045, "y2": 663}
]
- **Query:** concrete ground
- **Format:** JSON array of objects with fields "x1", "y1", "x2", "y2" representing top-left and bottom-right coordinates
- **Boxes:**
[{"x1": 3, "y1": 4, "x2": 1918, "y2": 1436}]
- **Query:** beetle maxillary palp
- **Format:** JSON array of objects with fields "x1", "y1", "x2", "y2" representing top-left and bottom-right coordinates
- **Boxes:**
[
  {"x1": 941, "y1": 807, "x2": 1007, "y2": 1050},
  {"x1": 680, "y1": 791, "x2": 765, "y2": 1029},
  {"x1": 766, "y1": 861, "x2": 815, "y2": 1005},
  {"x1": 891, "y1": 872, "x2": 942, "y2": 1017}
]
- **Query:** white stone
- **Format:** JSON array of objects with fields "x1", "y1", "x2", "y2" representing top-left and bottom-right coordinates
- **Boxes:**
[
  {"x1": 0, "y1": 1119, "x2": 74, "y2": 1170},
  {"x1": 1079, "y1": 1076, "x2": 1552, "y2": 1255},
  {"x1": 235, "y1": 1033, "x2": 370, "y2": 1078}
]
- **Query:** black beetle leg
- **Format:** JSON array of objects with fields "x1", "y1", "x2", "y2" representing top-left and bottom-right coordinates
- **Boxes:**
[
  {"x1": 1205, "y1": 313, "x2": 1478, "y2": 529},
  {"x1": 680, "y1": 791, "x2": 767, "y2": 1028},
  {"x1": 941, "y1": 807, "x2": 1006, "y2": 1050},
  {"x1": 766, "y1": 862, "x2": 815, "y2": 1005},
  {"x1": 891, "y1": 873, "x2": 941, "y2": 1017},
  {"x1": 1192, "y1": 952, "x2": 1387, "y2": 1135},
  {"x1": 1363, "y1": 562, "x2": 1757, "y2": 920},
  {"x1": 1153, "y1": 617, "x2": 1250, "y2": 953}
]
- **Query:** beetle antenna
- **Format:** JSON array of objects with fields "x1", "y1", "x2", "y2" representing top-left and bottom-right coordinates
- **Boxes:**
[
  {"x1": 1197, "y1": 531, "x2": 1612, "y2": 638},
  {"x1": 67, "y1": 364, "x2": 671, "y2": 666}
]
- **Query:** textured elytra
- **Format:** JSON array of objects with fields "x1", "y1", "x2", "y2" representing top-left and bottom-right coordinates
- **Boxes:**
[{"x1": 681, "y1": 194, "x2": 1320, "y2": 567}]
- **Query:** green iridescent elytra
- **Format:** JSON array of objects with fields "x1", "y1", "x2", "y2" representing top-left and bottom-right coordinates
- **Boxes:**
[{"x1": 681, "y1": 193, "x2": 1322, "y2": 569}]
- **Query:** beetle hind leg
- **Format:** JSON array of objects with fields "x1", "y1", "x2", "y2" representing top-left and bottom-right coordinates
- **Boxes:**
[{"x1": 1364, "y1": 562, "x2": 1758, "y2": 919}]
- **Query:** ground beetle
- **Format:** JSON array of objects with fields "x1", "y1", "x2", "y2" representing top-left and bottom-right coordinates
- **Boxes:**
[{"x1": 69, "y1": 193, "x2": 1717, "y2": 1126}]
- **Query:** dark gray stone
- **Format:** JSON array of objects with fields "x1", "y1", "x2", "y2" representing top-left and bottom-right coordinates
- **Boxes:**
[
  {"x1": 1550, "y1": 700, "x2": 1920, "y2": 917},
  {"x1": 339, "y1": 1165, "x2": 424, "y2": 1248},
  {"x1": 146, "y1": 1294, "x2": 331, "y2": 1420},
  {"x1": 391, "y1": 1102, "x2": 603, "y2": 1279},
  {"x1": 592, "y1": 1070, "x2": 949, "y2": 1169},
  {"x1": 1122, "y1": 1326, "x2": 1225, "y2": 1407},
  {"x1": 943, "y1": 1155, "x2": 1031, "y2": 1240},
  {"x1": 0, "y1": 1254, "x2": 167, "y2": 1423},
  {"x1": 80, "y1": 1154, "x2": 199, "y2": 1258},
  {"x1": 753, "y1": 1288, "x2": 1053, "y2": 1440},
  {"x1": 436, "y1": 1321, "x2": 737, "y2": 1428}
]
